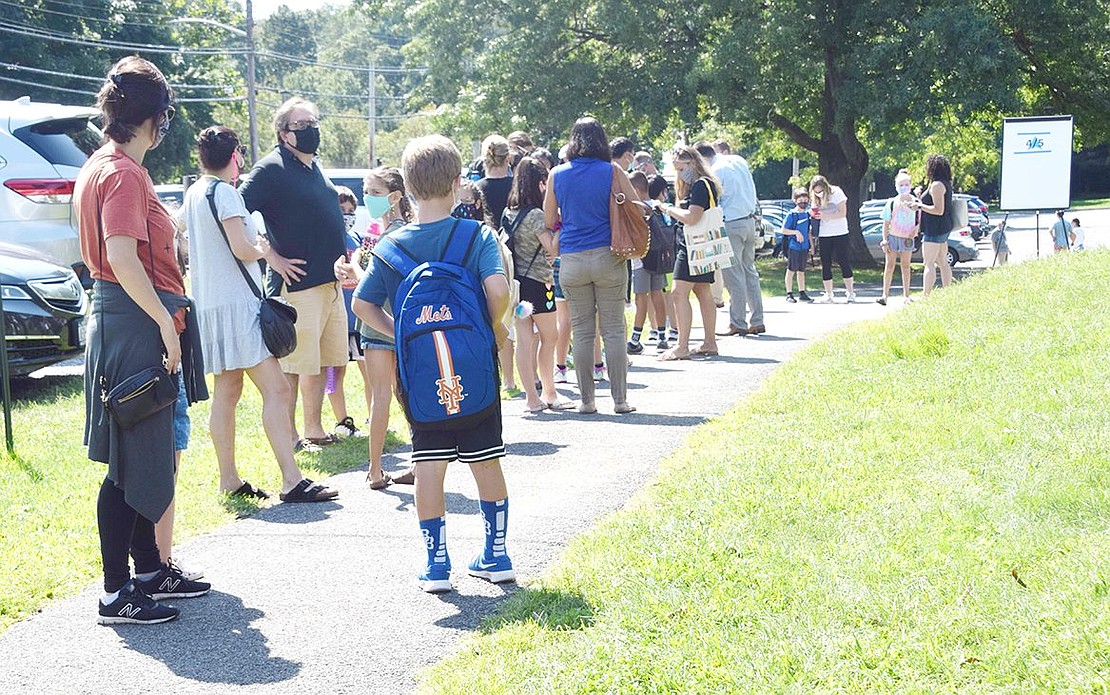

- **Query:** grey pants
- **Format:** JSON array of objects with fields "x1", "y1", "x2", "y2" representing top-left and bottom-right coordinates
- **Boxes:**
[
  {"x1": 721, "y1": 217, "x2": 765, "y2": 329},
  {"x1": 559, "y1": 247, "x2": 629, "y2": 407}
]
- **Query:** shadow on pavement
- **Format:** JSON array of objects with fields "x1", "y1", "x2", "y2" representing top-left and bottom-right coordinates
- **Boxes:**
[
  {"x1": 113, "y1": 591, "x2": 300, "y2": 685},
  {"x1": 378, "y1": 487, "x2": 478, "y2": 515},
  {"x1": 250, "y1": 500, "x2": 342, "y2": 525},
  {"x1": 432, "y1": 585, "x2": 594, "y2": 635},
  {"x1": 505, "y1": 441, "x2": 567, "y2": 457}
]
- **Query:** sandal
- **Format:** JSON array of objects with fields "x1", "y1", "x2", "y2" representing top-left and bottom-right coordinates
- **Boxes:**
[
  {"x1": 279, "y1": 479, "x2": 339, "y2": 503},
  {"x1": 366, "y1": 471, "x2": 392, "y2": 490},
  {"x1": 691, "y1": 346, "x2": 718, "y2": 357},
  {"x1": 544, "y1": 399, "x2": 576, "y2": 411},
  {"x1": 230, "y1": 481, "x2": 270, "y2": 500},
  {"x1": 293, "y1": 438, "x2": 322, "y2": 454},
  {"x1": 659, "y1": 348, "x2": 691, "y2": 361},
  {"x1": 524, "y1": 402, "x2": 547, "y2": 413},
  {"x1": 303, "y1": 434, "x2": 340, "y2": 447},
  {"x1": 391, "y1": 469, "x2": 416, "y2": 486}
]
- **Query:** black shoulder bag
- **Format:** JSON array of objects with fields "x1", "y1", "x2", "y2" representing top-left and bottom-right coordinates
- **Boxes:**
[
  {"x1": 205, "y1": 178, "x2": 298, "y2": 358},
  {"x1": 94, "y1": 192, "x2": 180, "y2": 430}
]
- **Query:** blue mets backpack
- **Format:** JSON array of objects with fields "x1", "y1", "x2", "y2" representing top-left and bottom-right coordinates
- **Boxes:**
[{"x1": 372, "y1": 218, "x2": 500, "y2": 430}]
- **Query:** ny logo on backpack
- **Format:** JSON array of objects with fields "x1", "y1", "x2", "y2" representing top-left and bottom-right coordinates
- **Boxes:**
[{"x1": 373, "y1": 218, "x2": 500, "y2": 430}]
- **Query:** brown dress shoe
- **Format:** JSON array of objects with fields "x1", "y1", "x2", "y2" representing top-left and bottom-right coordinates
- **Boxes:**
[
  {"x1": 747, "y1": 324, "x2": 767, "y2": 335},
  {"x1": 716, "y1": 325, "x2": 746, "y2": 336}
]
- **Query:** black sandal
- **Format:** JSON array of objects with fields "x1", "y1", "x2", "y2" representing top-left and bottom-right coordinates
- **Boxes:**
[
  {"x1": 230, "y1": 481, "x2": 270, "y2": 500},
  {"x1": 279, "y1": 479, "x2": 339, "y2": 503}
]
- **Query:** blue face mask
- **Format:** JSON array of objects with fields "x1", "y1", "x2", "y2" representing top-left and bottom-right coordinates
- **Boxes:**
[{"x1": 364, "y1": 193, "x2": 391, "y2": 219}]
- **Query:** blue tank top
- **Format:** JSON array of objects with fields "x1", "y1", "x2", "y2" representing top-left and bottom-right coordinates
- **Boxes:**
[{"x1": 552, "y1": 158, "x2": 612, "y2": 254}]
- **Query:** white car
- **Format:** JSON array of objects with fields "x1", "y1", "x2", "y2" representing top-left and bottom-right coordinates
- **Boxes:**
[{"x1": 0, "y1": 97, "x2": 101, "y2": 282}]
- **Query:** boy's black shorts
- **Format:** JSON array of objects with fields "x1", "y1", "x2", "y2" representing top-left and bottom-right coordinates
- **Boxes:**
[
  {"x1": 409, "y1": 401, "x2": 506, "y2": 464},
  {"x1": 787, "y1": 247, "x2": 809, "y2": 272}
]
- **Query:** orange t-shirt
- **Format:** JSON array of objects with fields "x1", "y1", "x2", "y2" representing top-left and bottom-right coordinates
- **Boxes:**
[{"x1": 74, "y1": 146, "x2": 186, "y2": 330}]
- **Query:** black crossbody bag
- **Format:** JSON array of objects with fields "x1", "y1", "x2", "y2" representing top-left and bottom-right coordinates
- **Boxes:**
[{"x1": 205, "y1": 178, "x2": 298, "y2": 358}]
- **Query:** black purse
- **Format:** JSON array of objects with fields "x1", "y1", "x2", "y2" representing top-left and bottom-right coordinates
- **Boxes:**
[
  {"x1": 103, "y1": 365, "x2": 179, "y2": 430},
  {"x1": 93, "y1": 196, "x2": 181, "y2": 430},
  {"x1": 206, "y1": 179, "x2": 298, "y2": 358}
]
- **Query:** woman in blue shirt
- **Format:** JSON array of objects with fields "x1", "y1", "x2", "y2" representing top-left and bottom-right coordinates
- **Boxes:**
[{"x1": 543, "y1": 117, "x2": 635, "y2": 415}]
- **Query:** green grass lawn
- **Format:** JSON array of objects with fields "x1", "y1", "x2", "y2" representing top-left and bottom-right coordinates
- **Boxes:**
[
  {"x1": 757, "y1": 255, "x2": 886, "y2": 297},
  {"x1": 421, "y1": 250, "x2": 1110, "y2": 692},
  {"x1": 1069, "y1": 197, "x2": 1110, "y2": 210},
  {"x1": 0, "y1": 369, "x2": 406, "y2": 633}
]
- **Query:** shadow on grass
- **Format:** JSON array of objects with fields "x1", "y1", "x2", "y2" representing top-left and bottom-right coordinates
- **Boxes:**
[
  {"x1": 433, "y1": 586, "x2": 594, "y2": 634},
  {"x1": 113, "y1": 590, "x2": 300, "y2": 685},
  {"x1": 8, "y1": 374, "x2": 83, "y2": 404}
]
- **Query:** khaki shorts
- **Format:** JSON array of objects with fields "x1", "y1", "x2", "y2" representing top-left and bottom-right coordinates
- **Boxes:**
[{"x1": 279, "y1": 281, "x2": 349, "y2": 376}]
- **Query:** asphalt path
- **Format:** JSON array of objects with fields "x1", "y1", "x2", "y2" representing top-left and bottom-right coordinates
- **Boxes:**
[{"x1": 1, "y1": 288, "x2": 900, "y2": 694}]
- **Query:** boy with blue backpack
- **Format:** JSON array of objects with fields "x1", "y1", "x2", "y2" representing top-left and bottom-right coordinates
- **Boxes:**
[{"x1": 352, "y1": 135, "x2": 514, "y2": 593}]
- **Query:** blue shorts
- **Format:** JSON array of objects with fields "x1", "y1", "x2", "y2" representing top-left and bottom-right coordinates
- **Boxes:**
[
  {"x1": 922, "y1": 233, "x2": 949, "y2": 244},
  {"x1": 173, "y1": 376, "x2": 190, "y2": 452}
]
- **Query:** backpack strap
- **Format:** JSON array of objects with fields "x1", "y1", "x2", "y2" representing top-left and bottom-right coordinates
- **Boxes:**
[{"x1": 442, "y1": 217, "x2": 478, "y2": 265}]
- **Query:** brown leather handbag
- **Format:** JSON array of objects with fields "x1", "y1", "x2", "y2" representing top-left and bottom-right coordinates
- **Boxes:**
[{"x1": 609, "y1": 165, "x2": 650, "y2": 259}]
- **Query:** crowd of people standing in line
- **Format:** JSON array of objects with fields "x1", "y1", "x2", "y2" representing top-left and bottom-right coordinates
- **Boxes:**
[{"x1": 74, "y1": 55, "x2": 970, "y2": 627}]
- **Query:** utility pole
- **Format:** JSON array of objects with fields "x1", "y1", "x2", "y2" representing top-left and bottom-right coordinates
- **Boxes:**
[
  {"x1": 246, "y1": 0, "x2": 258, "y2": 162},
  {"x1": 368, "y1": 59, "x2": 376, "y2": 167}
]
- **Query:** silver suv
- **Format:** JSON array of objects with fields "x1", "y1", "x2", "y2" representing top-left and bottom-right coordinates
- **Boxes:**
[{"x1": 0, "y1": 97, "x2": 101, "y2": 281}]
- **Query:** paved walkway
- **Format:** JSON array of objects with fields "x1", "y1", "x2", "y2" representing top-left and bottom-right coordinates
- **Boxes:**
[{"x1": 0, "y1": 286, "x2": 892, "y2": 694}]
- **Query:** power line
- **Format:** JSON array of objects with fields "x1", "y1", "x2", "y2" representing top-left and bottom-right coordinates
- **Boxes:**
[
  {"x1": 0, "y1": 0, "x2": 174, "y2": 29},
  {"x1": 0, "y1": 74, "x2": 95, "y2": 97},
  {"x1": 0, "y1": 61, "x2": 243, "y2": 91},
  {"x1": 256, "y1": 84, "x2": 412, "y2": 102},
  {"x1": 0, "y1": 20, "x2": 248, "y2": 55},
  {"x1": 35, "y1": 0, "x2": 197, "y2": 23},
  {"x1": 257, "y1": 101, "x2": 432, "y2": 122}
]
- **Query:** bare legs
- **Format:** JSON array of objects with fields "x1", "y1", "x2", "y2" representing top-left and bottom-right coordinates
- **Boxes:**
[
  {"x1": 921, "y1": 241, "x2": 952, "y2": 296},
  {"x1": 365, "y1": 349, "x2": 397, "y2": 485}
]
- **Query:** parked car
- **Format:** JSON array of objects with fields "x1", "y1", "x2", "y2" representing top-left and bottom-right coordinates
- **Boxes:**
[
  {"x1": 322, "y1": 168, "x2": 372, "y2": 233},
  {"x1": 860, "y1": 221, "x2": 978, "y2": 267},
  {"x1": 1, "y1": 97, "x2": 101, "y2": 285},
  {"x1": 154, "y1": 183, "x2": 185, "y2": 211},
  {"x1": 0, "y1": 241, "x2": 88, "y2": 376}
]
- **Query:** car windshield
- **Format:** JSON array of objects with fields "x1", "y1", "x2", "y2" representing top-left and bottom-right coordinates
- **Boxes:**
[
  {"x1": 329, "y1": 177, "x2": 364, "y2": 204},
  {"x1": 13, "y1": 118, "x2": 100, "y2": 168}
]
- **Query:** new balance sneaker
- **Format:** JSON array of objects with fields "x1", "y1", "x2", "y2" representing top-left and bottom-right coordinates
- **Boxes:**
[
  {"x1": 418, "y1": 563, "x2": 452, "y2": 593},
  {"x1": 799, "y1": 291, "x2": 814, "y2": 303},
  {"x1": 554, "y1": 366, "x2": 568, "y2": 384},
  {"x1": 786, "y1": 292, "x2": 797, "y2": 303},
  {"x1": 593, "y1": 365, "x2": 607, "y2": 382},
  {"x1": 98, "y1": 580, "x2": 179, "y2": 625},
  {"x1": 135, "y1": 564, "x2": 211, "y2": 601},
  {"x1": 626, "y1": 340, "x2": 644, "y2": 355},
  {"x1": 467, "y1": 553, "x2": 516, "y2": 584},
  {"x1": 656, "y1": 338, "x2": 670, "y2": 352}
]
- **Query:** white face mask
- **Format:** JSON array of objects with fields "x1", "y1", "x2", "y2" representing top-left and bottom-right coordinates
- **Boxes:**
[{"x1": 897, "y1": 184, "x2": 912, "y2": 195}]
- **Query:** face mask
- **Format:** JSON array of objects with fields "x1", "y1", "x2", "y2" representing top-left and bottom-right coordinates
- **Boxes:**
[
  {"x1": 364, "y1": 193, "x2": 392, "y2": 219},
  {"x1": 290, "y1": 125, "x2": 320, "y2": 155},
  {"x1": 679, "y1": 167, "x2": 696, "y2": 184},
  {"x1": 797, "y1": 200, "x2": 809, "y2": 210},
  {"x1": 152, "y1": 113, "x2": 171, "y2": 150},
  {"x1": 343, "y1": 212, "x2": 356, "y2": 232},
  {"x1": 897, "y1": 184, "x2": 911, "y2": 195}
]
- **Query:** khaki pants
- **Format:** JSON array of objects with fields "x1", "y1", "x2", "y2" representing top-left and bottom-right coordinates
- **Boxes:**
[{"x1": 559, "y1": 247, "x2": 629, "y2": 407}]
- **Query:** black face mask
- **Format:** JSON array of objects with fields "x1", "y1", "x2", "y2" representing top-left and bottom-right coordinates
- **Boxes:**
[{"x1": 289, "y1": 125, "x2": 320, "y2": 155}]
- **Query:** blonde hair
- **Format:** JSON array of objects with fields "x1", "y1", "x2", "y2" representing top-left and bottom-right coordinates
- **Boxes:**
[
  {"x1": 272, "y1": 97, "x2": 318, "y2": 139},
  {"x1": 809, "y1": 174, "x2": 831, "y2": 204},
  {"x1": 895, "y1": 168, "x2": 911, "y2": 183},
  {"x1": 401, "y1": 135, "x2": 462, "y2": 201},
  {"x1": 481, "y1": 134, "x2": 510, "y2": 170},
  {"x1": 672, "y1": 145, "x2": 719, "y2": 201}
]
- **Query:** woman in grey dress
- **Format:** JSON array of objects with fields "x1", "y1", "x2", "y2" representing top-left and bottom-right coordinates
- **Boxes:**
[{"x1": 183, "y1": 126, "x2": 337, "y2": 504}]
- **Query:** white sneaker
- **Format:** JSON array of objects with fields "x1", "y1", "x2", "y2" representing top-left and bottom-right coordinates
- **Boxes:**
[
  {"x1": 593, "y1": 365, "x2": 607, "y2": 382},
  {"x1": 846, "y1": 291, "x2": 857, "y2": 303},
  {"x1": 821, "y1": 292, "x2": 835, "y2": 303},
  {"x1": 167, "y1": 557, "x2": 204, "y2": 581},
  {"x1": 554, "y1": 367, "x2": 568, "y2": 383}
]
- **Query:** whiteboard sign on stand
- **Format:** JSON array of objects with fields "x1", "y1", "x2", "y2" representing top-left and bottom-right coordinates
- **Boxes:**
[{"x1": 1000, "y1": 115, "x2": 1073, "y2": 211}]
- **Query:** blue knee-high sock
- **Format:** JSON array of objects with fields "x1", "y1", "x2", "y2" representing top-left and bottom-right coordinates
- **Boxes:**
[
  {"x1": 479, "y1": 498, "x2": 509, "y2": 559},
  {"x1": 419, "y1": 516, "x2": 449, "y2": 567}
]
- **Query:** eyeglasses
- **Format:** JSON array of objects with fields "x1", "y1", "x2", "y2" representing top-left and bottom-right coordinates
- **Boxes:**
[
  {"x1": 236, "y1": 144, "x2": 247, "y2": 157},
  {"x1": 285, "y1": 117, "x2": 319, "y2": 132}
]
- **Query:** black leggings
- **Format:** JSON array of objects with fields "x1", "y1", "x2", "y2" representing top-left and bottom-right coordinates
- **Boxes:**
[
  {"x1": 819, "y1": 234, "x2": 854, "y2": 282},
  {"x1": 97, "y1": 477, "x2": 162, "y2": 593}
]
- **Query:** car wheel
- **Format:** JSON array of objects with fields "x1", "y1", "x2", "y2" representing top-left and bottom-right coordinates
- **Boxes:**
[{"x1": 946, "y1": 247, "x2": 957, "y2": 267}]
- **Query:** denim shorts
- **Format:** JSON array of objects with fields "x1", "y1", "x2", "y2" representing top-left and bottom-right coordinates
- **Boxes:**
[
  {"x1": 173, "y1": 375, "x2": 190, "y2": 452},
  {"x1": 922, "y1": 233, "x2": 949, "y2": 244}
]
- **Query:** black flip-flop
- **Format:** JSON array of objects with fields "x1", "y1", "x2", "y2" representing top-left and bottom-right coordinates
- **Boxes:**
[
  {"x1": 279, "y1": 479, "x2": 339, "y2": 503},
  {"x1": 231, "y1": 481, "x2": 270, "y2": 500}
]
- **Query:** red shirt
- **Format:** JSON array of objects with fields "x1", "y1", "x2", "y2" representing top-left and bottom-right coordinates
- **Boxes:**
[{"x1": 74, "y1": 146, "x2": 185, "y2": 329}]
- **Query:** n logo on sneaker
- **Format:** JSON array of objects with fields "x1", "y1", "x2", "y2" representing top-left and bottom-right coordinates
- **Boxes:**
[
  {"x1": 159, "y1": 577, "x2": 180, "y2": 592},
  {"x1": 118, "y1": 603, "x2": 142, "y2": 618}
]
